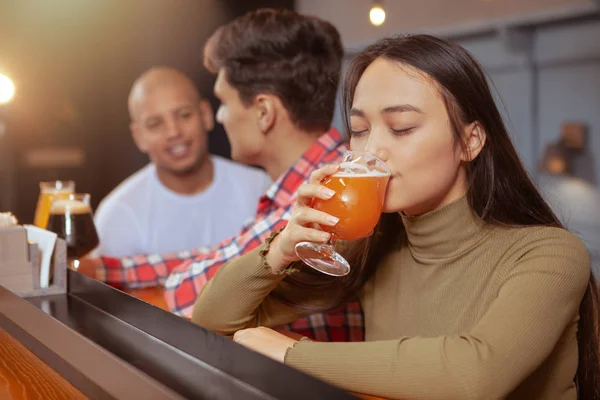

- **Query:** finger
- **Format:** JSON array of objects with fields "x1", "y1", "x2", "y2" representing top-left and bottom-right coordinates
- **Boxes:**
[
  {"x1": 296, "y1": 183, "x2": 335, "y2": 205},
  {"x1": 292, "y1": 207, "x2": 339, "y2": 227},
  {"x1": 290, "y1": 225, "x2": 331, "y2": 244},
  {"x1": 309, "y1": 164, "x2": 339, "y2": 185},
  {"x1": 233, "y1": 329, "x2": 251, "y2": 343}
]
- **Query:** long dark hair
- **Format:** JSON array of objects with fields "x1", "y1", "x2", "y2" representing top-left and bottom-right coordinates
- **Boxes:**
[{"x1": 282, "y1": 34, "x2": 599, "y2": 397}]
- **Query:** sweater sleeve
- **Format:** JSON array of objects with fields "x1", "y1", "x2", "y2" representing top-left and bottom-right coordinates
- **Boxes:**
[
  {"x1": 284, "y1": 230, "x2": 591, "y2": 399},
  {"x1": 191, "y1": 233, "x2": 334, "y2": 336}
]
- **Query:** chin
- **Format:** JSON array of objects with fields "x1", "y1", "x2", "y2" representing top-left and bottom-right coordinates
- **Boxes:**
[
  {"x1": 231, "y1": 149, "x2": 259, "y2": 166},
  {"x1": 230, "y1": 152, "x2": 244, "y2": 164},
  {"x1": 167, "y1": 158, "x2": 204, "y2": 176},
  {"x1": 382, "y1": 188, "x2": 406, "y2": 214},
  {"x1": 382, "y1": 203, "x2": 403, "y2": 214}
]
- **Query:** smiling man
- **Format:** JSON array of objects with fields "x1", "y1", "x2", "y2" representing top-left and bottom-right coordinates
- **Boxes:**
[{"x1": 92, "y1": 67, "x2": 271, "y2": 257}]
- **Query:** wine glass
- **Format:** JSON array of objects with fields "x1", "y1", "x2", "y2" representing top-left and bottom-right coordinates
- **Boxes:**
[{"x1": 295, "y1": 151, "x2": 390, "y2": 276}]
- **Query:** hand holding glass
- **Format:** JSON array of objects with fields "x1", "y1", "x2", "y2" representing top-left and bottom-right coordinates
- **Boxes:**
[{"x1": 295, "y1": 151, "x2": 390, "y2": 276}]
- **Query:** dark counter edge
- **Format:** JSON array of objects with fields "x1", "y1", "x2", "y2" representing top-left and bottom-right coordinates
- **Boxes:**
[
  {"x1": 0, "y1": 270, "x2": 358, "y2": 400},
  {"x1": 0, "y1": 284, "x2": 184, "y2": 400}
]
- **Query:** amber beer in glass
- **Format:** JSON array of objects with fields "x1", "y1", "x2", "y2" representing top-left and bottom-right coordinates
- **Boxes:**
[
  {"x1": 33, "y1": 180, "x2": 75, "y2": 228},
  {"x1": 295, "y1": 151, "x2": 390, "y2": 276},
  {"x1": 313, "y1": 173, "x2": 389, "y2": 241},
  {"x1": 47, "y1": 193, "x2": 99, "y2": 270}
]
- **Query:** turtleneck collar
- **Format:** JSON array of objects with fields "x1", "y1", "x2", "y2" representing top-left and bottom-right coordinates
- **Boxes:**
[{"x1": 400, "y1": 195, "x2": 492, "y2": 260}]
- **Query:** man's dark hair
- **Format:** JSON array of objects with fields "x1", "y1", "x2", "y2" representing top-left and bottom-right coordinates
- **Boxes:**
[{"x1": 204, "y1": 8, "x2": 343, "y2": 132}]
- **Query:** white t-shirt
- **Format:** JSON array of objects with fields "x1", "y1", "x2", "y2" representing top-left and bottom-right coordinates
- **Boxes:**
[{"x1": 92, "y1": 156, "x2": 271, "y2": 257}]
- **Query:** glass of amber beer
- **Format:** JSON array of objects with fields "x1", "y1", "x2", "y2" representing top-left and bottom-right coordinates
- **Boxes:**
[
  {"x1": 295, "y1": 151, "x2": 390, "y2": 276},
  {"x1": 33, "y1": 180, "x2": 75, "y2": 228},
  {"x1": 47, "y1": 193, "x2": 99, "y2": 270}
]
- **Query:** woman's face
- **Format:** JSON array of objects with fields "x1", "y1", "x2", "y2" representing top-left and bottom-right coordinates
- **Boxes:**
[{"x1": 350, "y1": 57, "x2": 473, "y2": 216}]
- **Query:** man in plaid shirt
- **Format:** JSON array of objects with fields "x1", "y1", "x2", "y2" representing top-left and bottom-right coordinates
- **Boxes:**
[{"x1": 83, "y1": 9, "x2": 364, "y2": 342}]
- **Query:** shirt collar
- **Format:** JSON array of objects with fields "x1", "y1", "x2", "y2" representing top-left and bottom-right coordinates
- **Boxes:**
[{"x1": 261, "y1": 128, "x2": 347, "y2": 210}]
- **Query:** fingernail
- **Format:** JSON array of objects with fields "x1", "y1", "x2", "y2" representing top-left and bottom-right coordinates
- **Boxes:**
[
  {"x1": 327, "y1": 216, "x2": 339, "y2": 225},
  {"x1": 320, "y1": 232, "x2": 331, "y2": 240},
  {"x1": 322, "y1": 188, "x2": 335, "y2": 198}
]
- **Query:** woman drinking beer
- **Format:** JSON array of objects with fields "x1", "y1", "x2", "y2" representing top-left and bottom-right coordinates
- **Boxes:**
[{"x1": 192, "y1": 35, "x2": 599, "y2": 399}]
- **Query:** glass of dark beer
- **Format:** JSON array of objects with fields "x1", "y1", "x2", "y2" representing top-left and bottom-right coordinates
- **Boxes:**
[{"x1": 47, "y1": 193, "x2": 99, "y2": 271}]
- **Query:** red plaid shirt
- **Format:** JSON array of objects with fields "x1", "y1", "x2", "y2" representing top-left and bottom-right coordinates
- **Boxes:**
[{"x1": 96, "y1": 128, "x2": 364, "y2": 342}]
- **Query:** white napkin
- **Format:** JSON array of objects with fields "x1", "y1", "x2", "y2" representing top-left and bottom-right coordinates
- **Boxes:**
[
  {"x1": 0, "y1": 212, "x2": 17, "y2": 228},
  {"x1": 24, "y1": 225, "x2": 57, "y2": 289}
]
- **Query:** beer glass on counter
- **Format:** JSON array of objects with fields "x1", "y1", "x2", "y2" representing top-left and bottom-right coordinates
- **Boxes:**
[
  {"x1": 47, "y1": 193, "x2": 99, "y2": 270},
  {"x1": 33, "y1": 180, "x2": 75, "y2": 228},
  {"x1": 295, "y1": 151, "x2": 390, "y2": 277}
]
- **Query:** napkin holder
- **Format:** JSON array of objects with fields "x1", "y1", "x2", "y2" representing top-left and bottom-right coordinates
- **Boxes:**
[{"x1": 0, "y1": 225, "x2": 67, "y2": 297}]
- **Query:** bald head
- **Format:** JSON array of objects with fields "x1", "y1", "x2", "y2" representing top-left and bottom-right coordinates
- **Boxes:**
[
  {"x1": 127, "y1": 66, "x2": 215, "y2": 179},
  {"x1": 128, "y1": 67, "x2": 201, "y2": 121}
]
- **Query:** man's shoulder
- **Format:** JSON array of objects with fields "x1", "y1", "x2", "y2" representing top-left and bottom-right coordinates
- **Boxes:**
[
  {"x1": 315, "y1": 130, "x2": 348, "y2": 164},
  {"x1": 323, "y1": 141, "x2": 348, "y2": 162},
  {"x1": 98, "y1": 164, "x2": 154, "y2": 209}
]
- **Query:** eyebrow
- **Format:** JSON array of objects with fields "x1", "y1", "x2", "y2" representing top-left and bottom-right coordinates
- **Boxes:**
[
  {"x1": 350, "y1": 108, "x2": 365, "y2": 117},
  {"x1": 350, "y1": 104, "x2": 424, "y2": 117},
  {"x1": 383, "y1": 104, "x2": 424, "y2": 114}
]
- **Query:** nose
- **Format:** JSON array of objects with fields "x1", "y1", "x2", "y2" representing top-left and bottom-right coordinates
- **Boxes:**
[
  {"x1": 364, "y1": 132, "x2": 389, "y2": 162},
  {"x1": 165, "y1": 117, "x2": 182, "y2": 139}
]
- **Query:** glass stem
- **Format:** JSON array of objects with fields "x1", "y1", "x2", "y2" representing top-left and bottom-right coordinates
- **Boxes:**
[
  {"x1": 328, "y1": 234, "x2": 338, "y2": 248},
  {"x1": 69, "y1": 258, "x2": 80, "y2": 271}
]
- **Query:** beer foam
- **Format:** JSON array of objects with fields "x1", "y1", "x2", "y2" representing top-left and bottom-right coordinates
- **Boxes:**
[
  {"x1": 50, "y1": 199, "x2": 91, "y2": 214},
  {"x1": 332, "y1": 162, "x2": 390, "y2": 177},
  {"x1": 47, "y1": 189, "x2": 73, "y2": 195}
]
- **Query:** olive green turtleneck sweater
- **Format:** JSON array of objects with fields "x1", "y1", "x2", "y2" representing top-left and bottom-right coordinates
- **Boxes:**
[{"x1": 192, "y1": 196, "x2": 590, "y2": 399}]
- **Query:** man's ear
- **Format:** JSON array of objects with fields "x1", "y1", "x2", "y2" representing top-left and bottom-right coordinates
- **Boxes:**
[
  {"x1": 130, "y1": 122, "x2": 148, "y2": 153},
  {"x1": 461, "y1": 121, "x2": 486, "y2": 162},
  {"x1": 254, "y1": 94, "x2": 277, "y2": 133},
  {"x1": 198, "y1": 99, "x2": 215, "y2": 131}
]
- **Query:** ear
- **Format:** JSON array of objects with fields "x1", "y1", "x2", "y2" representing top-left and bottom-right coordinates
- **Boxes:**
[
  {"x1": 254, "y1": 94, "x2": 277, "y2": 133},
  {"x1": 130, "y1": 122, "x2": 149, "y2": 153},
  {"x1": 461, "y1": 121, "x2": 486, "y2": 162},
  {"x1": 198, "y1": 99, "x2": 215, "y2": 131}
]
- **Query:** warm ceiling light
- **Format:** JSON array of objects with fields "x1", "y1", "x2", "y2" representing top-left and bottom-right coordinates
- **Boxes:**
[
  {"x1": 0, "y1": 73, "x2": 15, "y2": 104},
  {"x1": 370, "y1": 3, "x2": 386, "y2": 26}
]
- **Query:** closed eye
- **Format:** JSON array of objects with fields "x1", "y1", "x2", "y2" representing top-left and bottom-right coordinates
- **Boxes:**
[
  {"x1": 391, "y1": 127, "x2": 415, "y2": 136},
  {"x1": 350, "y1": 129, "x2": 368, "y2": 137},
  {"x1": 146, "y1": 120, "x2": 162, "y2": 130}
]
